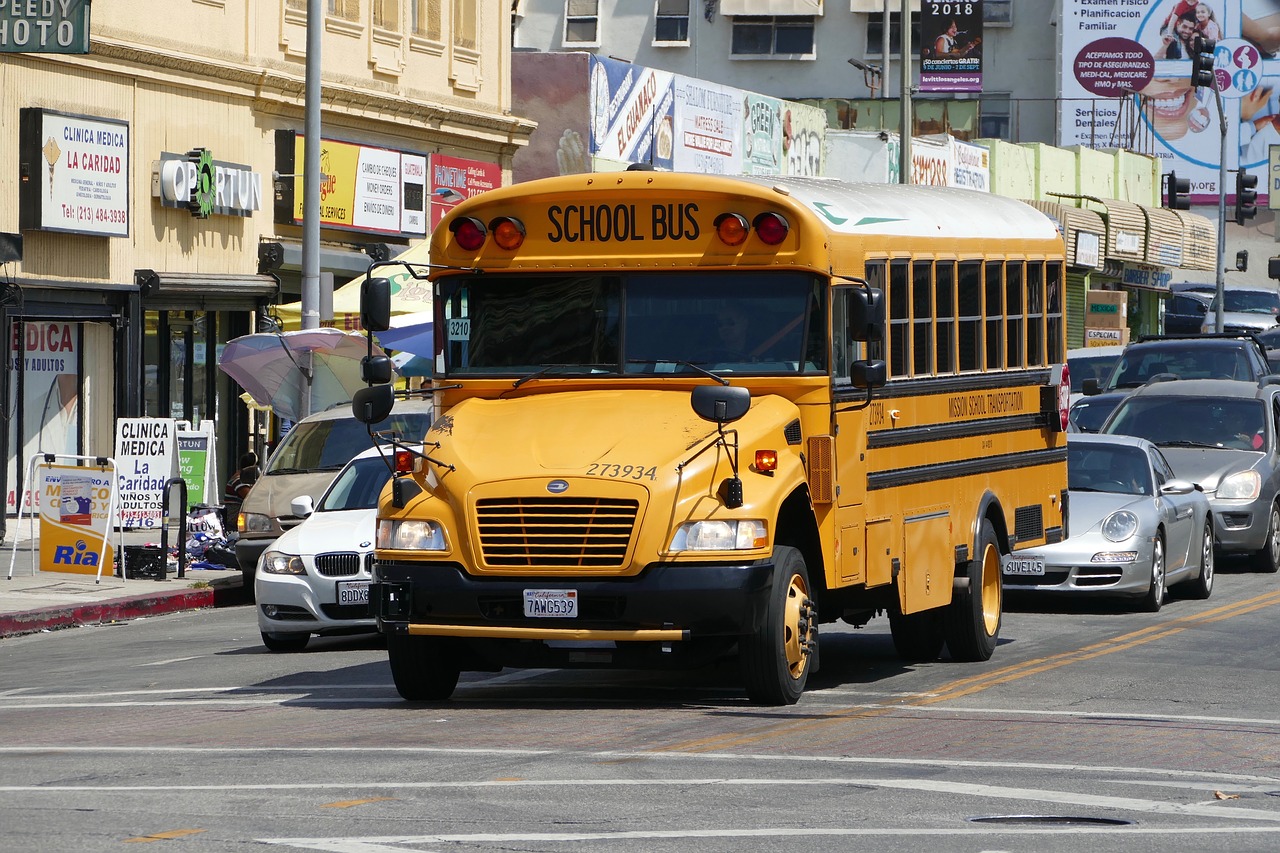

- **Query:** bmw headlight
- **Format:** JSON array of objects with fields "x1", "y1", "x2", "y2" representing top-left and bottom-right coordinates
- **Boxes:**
[
  {"x1": 260, "y1": 550, "x2": 305, "y2": 575},
  {"x1": 669, "y1": 519, "x2": 768, "y2": 551},
  {"x1": 239, "y1": 512, "x2": 273, "y2": 533},
  {"x1": 1101, "y1": 511, "x2": 1139, "y2": 542},
  {"x1": 377, "y1": 519, "x2": 447, "y2": 550},
  {"x1": 1217, "y1": 469, "x2": 1262, "y2": 500}
]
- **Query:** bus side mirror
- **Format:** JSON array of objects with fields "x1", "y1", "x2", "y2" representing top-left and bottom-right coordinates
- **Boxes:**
[
  {"x1": 352, "y1": 383, "x2": 395, "y2": 424},
  {"x1": 691, "y1": 384, "x2": 751, "y2": 424},
  {"x1": 851, "y1": 359, "x2": 887, "y2": 389},
  {"x1": 361, "y1": 354, "x2": 394, "y2": 384},
  {"x1": 361, "y1": 277, "x2": 392, "y2": 332},
  {"x1": 849, "y1": 287, "x2": 884, "y2": 342}
]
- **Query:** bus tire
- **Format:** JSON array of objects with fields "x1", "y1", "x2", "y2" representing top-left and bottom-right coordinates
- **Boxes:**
[
  {"x1": 741, "y1": 546, "x2": 816, "y2": 706},
  {"x1": 387, "y1": 634, "x2": 460, "y2": 701},
  {"x1": 888, "y1": 607, "x2": 944, "y2": 662},
  {"x1": 944, "y1": 518, "x2": 1002, "y2": 662}
]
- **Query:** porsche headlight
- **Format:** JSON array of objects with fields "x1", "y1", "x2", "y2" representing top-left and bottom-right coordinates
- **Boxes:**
[
  {"x1": 669, "y1": 519, "x2": 768, "y2": 551},
  {"x1": 1217, "y1": 470, "x2": 1262, "y2": 500},
  {"x1": 260, "y1": 550, "x2": 305, "y2": 575},
  {"x1": 239, "y1": 512, "x2": 273, "y2": 533},
  {"x1": 1101, "y1": 511, "x2": 1139, "y2": 542},
  {"x1": 377, "y1": 519, "x2": 447, "y2": 550}
]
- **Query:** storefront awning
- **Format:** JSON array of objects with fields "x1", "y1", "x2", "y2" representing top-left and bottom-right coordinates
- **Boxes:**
[
  {"x1": 1172, "y1": 210, "x2": 1217, "y2": 271},
  {"x1": 1140, "y1": 205, "x2": 1185, "y2": 268},
  {"x1": 722, "y1": 0, "x2": 824, "y2": 15},
  {"x1": 1023, "y1": 200, "x2": 1106, "y2": 271},
  {"x1": 135, "y1": 271, "x2": 280, "y2": 310}
]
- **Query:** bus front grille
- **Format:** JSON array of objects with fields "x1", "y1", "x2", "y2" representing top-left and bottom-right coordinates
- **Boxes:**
[{"x1": 475, "y1": 497, "x2": 638, "y2": 568}]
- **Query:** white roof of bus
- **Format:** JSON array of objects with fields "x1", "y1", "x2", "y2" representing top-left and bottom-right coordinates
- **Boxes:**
[{"x1": 730, "y1": 175, "x2": 1062, "y2": 243}]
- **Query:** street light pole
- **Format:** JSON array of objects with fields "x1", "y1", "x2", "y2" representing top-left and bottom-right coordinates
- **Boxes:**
[
  {"x1": 301, "y1": 0, "x2": 322, "y2": 336},
  {"x1": 899, "y1": 0, "x2": 912, "y2": 184}
]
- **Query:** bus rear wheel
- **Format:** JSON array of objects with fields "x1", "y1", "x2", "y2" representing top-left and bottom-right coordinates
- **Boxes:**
[
  {"x1": 741, "y1": 546, "x2": 816, "y2": 706},
  {"x1": 387, "y1": 634, "x2": 460, "y2": 701},
  {"x1": 944, "y1": 518, "x2": 1002, "y2": 662}
]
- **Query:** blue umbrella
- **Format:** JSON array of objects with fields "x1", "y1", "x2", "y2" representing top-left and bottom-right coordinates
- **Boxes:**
[{"x1": 376, "y1": 320, "x2": 433, "y2": 357}]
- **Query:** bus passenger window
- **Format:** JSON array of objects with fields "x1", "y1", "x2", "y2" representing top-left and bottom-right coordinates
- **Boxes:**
[
  {"x1": 958, "y1": 261, "x2": 982, "y2": 371},
  {"x1": 984, "y1": 261, "x2": 1003, "y2": 370},
  {"x1": 1046, "y1": 262, "x2": 1064, "y2": 364},
  {"x1": 935, "y1": 261, "x2": 956, "y2": 374},
  {"x1": 889, "y1": 260, "x2": 909, "y2": 377},
  {"x1": 1005, "y1": 262, "x2": 1024, "y2": 368},
  {"x1": 1026, "y1": 262, "x2": 1044, "y2": 367},
  {"x1": 912, "y1": 261, "x2": 932, "y2": 376},
  {"x1": 865, "y1": 262, "x2": 886, "y2": 363}
]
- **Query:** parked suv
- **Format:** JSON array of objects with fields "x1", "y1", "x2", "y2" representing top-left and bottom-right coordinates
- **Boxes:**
[
  {"x1": 1199, "y1": 283, "x2": 1280, "y2": 336},
  {"x1": 1102, "y1": 377, "x2": 1280, "y2": 572},
  {"x1": 1082, "y1": 334, "x2": 1273, "y2": 396},
  {"x1": 235, "y1": 399, "x2": 434, "y2": 588}
]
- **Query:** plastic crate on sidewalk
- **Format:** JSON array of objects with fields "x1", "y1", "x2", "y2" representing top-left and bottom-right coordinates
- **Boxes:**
[{"x1": 122, "y1": 545, "x2": 169, "y2": 579}]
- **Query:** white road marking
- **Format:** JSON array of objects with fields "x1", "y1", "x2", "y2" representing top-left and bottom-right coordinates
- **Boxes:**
[
  {"x1": 0, "y1": 777, "x2": 1276, "y2": 822},
  {"x1": 134, "y1": 656, "x2": 211, "y2": 667}
]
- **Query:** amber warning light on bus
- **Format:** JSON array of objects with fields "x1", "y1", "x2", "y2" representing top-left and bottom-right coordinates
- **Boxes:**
[{"x1": 450, "y1": 216, "x2": 528, "y2": 252}]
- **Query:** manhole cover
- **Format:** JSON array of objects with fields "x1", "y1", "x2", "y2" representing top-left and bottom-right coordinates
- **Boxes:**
[
  {"x1": 968, "y1": 815, "x2": 1134, "y2": 827},
  {"x1": 15, "y1": 583, "x2": 106, "y2": 595}
]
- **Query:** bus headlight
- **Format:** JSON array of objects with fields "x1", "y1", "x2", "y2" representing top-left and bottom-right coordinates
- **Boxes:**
[
  {"x1": 260, "y1": 551, "x2": 305, "y2": 575},
  {"x1": 377, "y1": 519, "x2": 447, "y2": 551},
  {"x1": 669, "y1": 519, "x2": 768, "y2": 551},
  {"x1": 1217, "y1": 470, "x2": 1261, "y2": 500}
]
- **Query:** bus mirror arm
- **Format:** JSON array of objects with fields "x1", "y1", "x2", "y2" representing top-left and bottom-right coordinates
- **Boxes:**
[{"x1": 835, "y1": 359, "x2": 887, "y2": 413}]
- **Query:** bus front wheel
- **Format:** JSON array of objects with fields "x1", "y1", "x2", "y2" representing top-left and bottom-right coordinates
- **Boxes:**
[
  {"x1": 388, "y1": 634, "x2": 460, "y2": 701},
  {"x1": 741, "y1": 546, "x2": 816, "y2": 706},
  {"x1": 944, "y1": 519, "x2": 1002, "y2": 662}
]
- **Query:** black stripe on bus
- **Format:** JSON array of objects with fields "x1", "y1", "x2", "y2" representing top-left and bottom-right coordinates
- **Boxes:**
[
  {"x1": 867, "y1": 413, "x2": 1047, "y2": 449},
  {"x1": 867, "y1": 447, "x2": 1067, "y2": 491},
  {"x1": 833, "y1": 369, "x2": 1053, "y2": 404}
]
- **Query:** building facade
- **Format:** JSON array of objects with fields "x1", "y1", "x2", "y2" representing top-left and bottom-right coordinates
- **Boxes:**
[{"x1": 1, "y1": 1, "x2": 533, "y2": 536}]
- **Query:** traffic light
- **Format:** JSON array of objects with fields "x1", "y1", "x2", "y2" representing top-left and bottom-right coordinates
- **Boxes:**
[
  {"x1": 1165, "y1": 171, "x2": 1191, "y2": 210},
  {"x1": 1191, "y1": 36, "x2": 1216, "y2": 88},
  {"x1": 1235, "y1": 169, "x2": 1258, "y2": 225}
]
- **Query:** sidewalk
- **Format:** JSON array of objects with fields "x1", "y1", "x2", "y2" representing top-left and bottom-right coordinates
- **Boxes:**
[{"x1": 0, "y1": 522, "x2": 243, "y2": 639}]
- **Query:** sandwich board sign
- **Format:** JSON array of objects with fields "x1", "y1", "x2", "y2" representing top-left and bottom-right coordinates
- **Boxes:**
[
  {"x1": 113, "y1": 418, "x2": 177, "y2": 529},
  {"x1": 37, "y1": 461, "x2": 115, "y2": 576}
]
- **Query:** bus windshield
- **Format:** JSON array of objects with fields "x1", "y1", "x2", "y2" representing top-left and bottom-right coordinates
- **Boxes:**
[{"x1": 437, "y1": 271, "x2": 827, "y2": 377}]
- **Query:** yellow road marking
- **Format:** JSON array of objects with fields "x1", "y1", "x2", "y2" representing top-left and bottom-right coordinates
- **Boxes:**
[
  {"x1": 660, "y1": 590, "x2": 1280, "y2": 754},
  {"x1": 321, "y1": 797, "x2": 396, "y2": 808},
  {"x1": 123, "y1": 829, "x2": 206, "y2": 842}
]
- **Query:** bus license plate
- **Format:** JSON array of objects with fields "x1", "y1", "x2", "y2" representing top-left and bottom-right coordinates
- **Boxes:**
[
  {"x1": 524, "y1": 589, "x2": 578, "y2": 618},
  {"x1": 337, "y1": 581, "x2": 371, "y2": 606},
  {"x1": 1003, "y1": 556, "x2": 1046, "y2": 576}
]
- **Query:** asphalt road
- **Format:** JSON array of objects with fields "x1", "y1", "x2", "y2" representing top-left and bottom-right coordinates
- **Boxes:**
[{"x1": 1, "y1": 561, "x2": 1278, "y2": 852}]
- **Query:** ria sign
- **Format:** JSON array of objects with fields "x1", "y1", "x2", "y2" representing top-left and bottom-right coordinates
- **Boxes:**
[{"x1": 155, "y1": 149, "x2": 262, "y2": 219}]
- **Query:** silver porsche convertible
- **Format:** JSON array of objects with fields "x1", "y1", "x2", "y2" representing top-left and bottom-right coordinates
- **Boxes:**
[{"x1": 1003, "y1": 434, "x2": 1214, "y2": 611}]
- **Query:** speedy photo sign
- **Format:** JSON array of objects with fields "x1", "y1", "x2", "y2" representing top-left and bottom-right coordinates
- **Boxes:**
[{"x1": 38, "y1": 462, "x2": 115, "y2": 575}]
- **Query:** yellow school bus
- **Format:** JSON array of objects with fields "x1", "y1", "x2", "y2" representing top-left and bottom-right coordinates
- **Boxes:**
[{"x1": 356, "y1": 171, "x2": 1069, "y2": 705}]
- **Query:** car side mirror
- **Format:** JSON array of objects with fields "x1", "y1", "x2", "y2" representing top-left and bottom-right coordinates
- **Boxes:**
[
  {"x1": 290, "y1": 495, "x2": 315, "y2": 517},
  {"x1": 1082, "y1": 378, "x2": 1100, "y2": 396},
  {"x1": 1160, "y1": 479, "x2": 1196, "y2": 496}
]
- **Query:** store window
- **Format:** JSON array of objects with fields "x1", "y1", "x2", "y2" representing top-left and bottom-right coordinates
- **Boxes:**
[
  {"x1": 865, "y1": 12, "x2": 920, "y2": 58},
  {"x1": 374, "y1": 0, "x2": 400, "y2": 30},
  {"x1": 454, "y1": 0, "x2": 476, "y2": 49},
  {"x1": 412, "y1": 0, "x2": 441, "y2": 38}
]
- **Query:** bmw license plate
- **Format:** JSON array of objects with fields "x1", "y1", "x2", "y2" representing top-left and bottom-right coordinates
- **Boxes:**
[
  {"x1": 337, "y1": 580, "x2": 370, "y2": 606},
  {"x1": 1002, "y1": 556, "x2": 1046, "y2": 576},
  {"x1": 523, "y1": 589, "x2": 578, "y2": 618}
]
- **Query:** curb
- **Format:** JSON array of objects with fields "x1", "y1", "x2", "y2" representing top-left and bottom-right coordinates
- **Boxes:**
[{"x1": 0, "y1": 577, "x2": 242, "y2": 639}]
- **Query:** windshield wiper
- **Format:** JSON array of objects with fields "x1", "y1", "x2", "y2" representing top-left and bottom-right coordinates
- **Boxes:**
[
  {"x1": 1159, "y1": 439, "x2": 1219, "y2": 449},
  {"x1": 626, "y1": 358, "x2": 729, "y2": 386},
  {"x1": 512, "y1": 363, "x2": 619, "y2": 389}
]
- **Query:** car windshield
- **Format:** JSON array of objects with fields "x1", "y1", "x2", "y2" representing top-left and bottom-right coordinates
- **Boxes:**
[
  {"x1": 1216, "y1": 290, "x2": 1280, "y2": 315},
  {"x1": 1069, "y1": 397, "x2": 1123, "y2": 433},
  {"x1": 265, "y1": 412, "x2": 431, "y2": 473},
  {"x1": 1104, "y1": 396, "x2": 1267, "y2": 451},
  {"x1": 1068, "y1": 443, "x2": 1152, "y2": 496},
  {"x1": 436, "y1": 272, "x2": 827, "y2": 377},
  {"x1": 1068, "y1": 353, "x2": 1121, "y2": 392},
  {"x1": 1104, "y1": 347, "x2": 1252, "y2": 389},
  {"x1": 318, "y1": 455, "x2": 394, "y2": 511}
]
